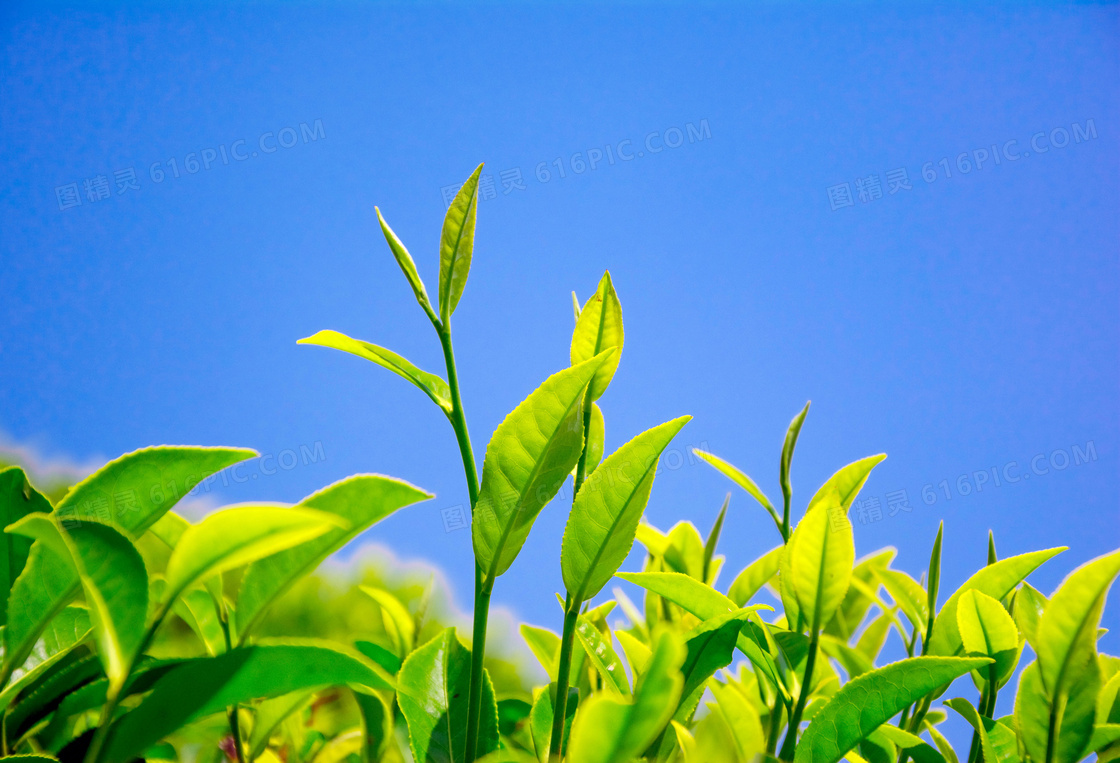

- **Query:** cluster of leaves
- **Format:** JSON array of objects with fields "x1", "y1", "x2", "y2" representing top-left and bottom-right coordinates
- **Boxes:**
[{"x1": 1, "y1": 164, "x2": 1118, "y2": 763}]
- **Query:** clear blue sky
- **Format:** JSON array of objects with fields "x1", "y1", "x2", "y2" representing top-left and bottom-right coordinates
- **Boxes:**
[{"x1": 1, "y1": 1, "x2": 1117, "y2": 738}]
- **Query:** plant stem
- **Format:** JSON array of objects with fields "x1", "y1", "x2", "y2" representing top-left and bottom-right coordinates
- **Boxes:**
[
  {"x1": 778, "y1": 628, "x2": 819, "y2": 761},
  {"x1": 83, "y1": 688, "x2": 121, "y2": 763},
  {"x1": 219, "y1": 605, "x2": 247, "y2": 763},
  {"x1": 549, "y1": 605, "x2": 581, "y2": 759},
  {"x1": 765, "y1": 699, "x2": 784, "y2": 755},
  {"x1": 435, "y1": 325, "x2": 488, "y2": 763}
]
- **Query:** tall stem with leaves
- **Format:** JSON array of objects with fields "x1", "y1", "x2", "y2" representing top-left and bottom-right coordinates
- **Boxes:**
[{"x1": 547, "y1": 273, "x2": 624, "y2": 757}]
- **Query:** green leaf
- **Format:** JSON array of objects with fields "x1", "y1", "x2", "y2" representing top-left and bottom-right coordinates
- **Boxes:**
[
  {"x1": 573, "y1": 403, "x2": 606, "y2": 478},
  {"x1": 794, "y1": 656, "x2": 991, "y2": 763},
  {"x1": 237, "y1": 475, "x2": 432, "y2": 638},
  {"x1": 780, "y1": 402, "x2": 811, "y2": 523},
  {"x1": 676, "y1": 611, "x2": 746, "y2": 714},
  {"x1": 944, "y1": 698, "x2": 1019, "y2": 763},
  {"x1": 702, "y1": 494, "x2": 729, "y2": 585},
  {"x1": 782, "y1": 503, "x2": 855, "y2": 632},
  {"x1": 2, "y1": 446, "x2": 254, "y2": 678},
  {"x1": 1029, "y1": 549, "x2": 1120, "y2": 763},
  {"x1": 616, "y1": 630, "x2": 652, "y2": 678},
  {"x1": 0, "y1": 606, "x2": 92, "y2": 711},
  {"x1": 397, "y1": 628, "x2": 499, "y2": 763},
  {"x1": 1014, "y1": 660, "x2": 1099, "y2": 763},
  {"x1": 562, "y1": 416, "x2": 691, "y2": 603},
  {"x1": 805, "y1": 454, "x2": 887, "y2": 515},
  {"x1": 728, "y1": 545, "x2": 782, "y2": 606},
  {"x1": 927, "y1": 521, "x2": 944, "y2": 634},
  {"x1": 872, "y1": 727, "x2": 946, "y2": 763},
  {"x1": 298, "y1": 330, "x2": 453, "y2": 413},
  {"x1": 855, "y1": 611, "x2": 893, "y2": 662},
  {"x1": 616, "y1": 571, "x2": 784, "y2": 699},
  {"x1": 520, "y1": 624, "x2": 560, "y2": 682},
  {"x1": 473, "y1": 352, "x2": 612, "y2": 583},
  {"x1": 0, "y1": 468, "x2": 49, "y2": 627},
  {"x1": 956, "y1": 590, "x2": 1020, "y2": 685},
  {"x1": 163, "y1": 505, "x2": 343, "y2": 603},
  {"x1": 570, "y1": 271, "x2": 624, "y2": 402},
  {"x1": 439, "y1": 164, "x2": 483, "y2": 322},
  {"x1": 692, "y1": 450, "x2": 780, "y2": 532},
  {"x1": 101, "y1": 640, "x2": 395, "y2": 763},
  {"x1": 877, "y1": 568, "x2": 928, "y2": 632},
  {"x1": 565, "y1": 632, "x2": 685, "y2": 763},
  {"x1": 927, "y1": 547, "x2": 1065, "y2": 657},
  {"x1": 1036, "y1": 549, "x2": 1120, "y2": 697},
  {"x1": 575, "y1": 616, "x2": 630, "y2": 696},
  {"x1": 530, "y1": 685, "x2": 576, "y2": 762},
  {"x1": 709, "y1": 679, "x2": 766, "y2": 760},
  {"x1": 376, "y1": 206, "x2": 434, "y2": 316},
  {"x1": 247, "y1": 691, "x2": 314, "y2": 758},
  {"x1": 1013, "y1": 582, "x2": 1047, "y2": 651},
  {"x1": 172, "y1": 588, "x2": 225, "y2": 655},
  {"x1": 8, "y1": 516, "x2": 147, "y2": 692},
  {"x1": 357, "y1": 691, "x2": 394, "y2": 763}
]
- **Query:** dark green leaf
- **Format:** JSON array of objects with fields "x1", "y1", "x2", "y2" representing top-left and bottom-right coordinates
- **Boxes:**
[
  {"x1": 397, "y1": 628, "x2": 499, "y2": 763},
  {"x1": 102, "y1": 641, "x2": 395, "y2": 763},
  {"x1": 0, "y1": 467, "x2": 49, "y2": 627}
]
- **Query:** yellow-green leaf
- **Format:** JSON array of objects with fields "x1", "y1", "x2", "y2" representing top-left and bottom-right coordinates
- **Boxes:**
[
  {"x1": 783, "y1": 504, "x2": 855, "y2": 632},
  {"x1": 956, "y1": 590, "x2": 1020, "y2": 685},
  {"x1": 473, "y1": 353, "x2": 612, "y2": 583},
  {"x1": 298, "y1": 330, "x2": 452, "y2": 413},
  {"x1": 376, "y1": 206, "x2": 433, "y2": 314},
  {"x1": 570, "y1": 271, "x2": 623, "y2": 402},
  {"x1": 439, "y1": 164, "x2": 483, "y2": 322},
  {"x1": 795, "y1": 656, "x2": 991, "y2": 763},
  {"x1": 163, "y1": 506, "x2": 343, "y2": 602},
  {"x1": 562, "y1": 416, "x2": 691, "y2": 603},
  {"x1": 728, "y1": 545, "x2": 782, "y2": 606},
  {"x1": 805, "y1": 454, "x2": 887, "y2": 515}
]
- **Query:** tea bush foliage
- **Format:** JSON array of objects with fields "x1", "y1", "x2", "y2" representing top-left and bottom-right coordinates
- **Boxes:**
[{"x1": 1, "y1": 165, "x2": 1118, "y2": 763}]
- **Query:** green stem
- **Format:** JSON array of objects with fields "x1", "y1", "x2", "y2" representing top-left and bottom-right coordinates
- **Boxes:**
[
  {"x1": 766, "y1": 699, "x2": 784, "y2": 755},
  {"x1": 435, "y1": 325, "x2": 488, "y2": 763},
  {"x1": 778, "y1": 629, "x2": 819, "y2": 761},
  {"x1": 967, "y1": 681, "x2": 991, "y2": 763},
  {"x1": 219, "y1": 606, "x2": 247, "y2": 763},
  {"x1": 82, "y1": 687, "x2": 121, "y2": 763},
  {"x1": 549, "y1": 605, "x2": 581, "y2": 758}
]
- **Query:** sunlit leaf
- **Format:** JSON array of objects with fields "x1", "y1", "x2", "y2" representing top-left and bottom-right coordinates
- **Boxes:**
[
  {"x1": 237, "y1": 475, "x2": 431, "y2": 638},
  {"x1": 805, "y1": 454, "x2": 886, "y2": 515},
  {"x1": 692, "y1": 450, "x2": 780, "y2": 533},
  {"x1": 728, "y1": 545, "x2": 782, "y2": 606},
  {"x1": 562, "y1": 416, "x2": 690, "y2": 603},
  {"x1": 376, "y1": 206, "x2": 434, "y2": 315},
  {"x1": 439, "y1": 164, "x2": 483, "y2": 322},
  {"x1": 955, "y1": 590, "x2": 1020, "y2": 685},
  {"x1": 927, "y1": 547, "x2": 1065, "y2": 657},
  {"x1": 794, "y1": 656, "x2": 991, "y2": 763},
  {"x1": 570, "y1": 271, "x2": 624, "y2": 402},
  {"x1": 473, "y1": 352, "x2": 612, "y2": 583},
  {"x1": 298, "y1": 330, "x2": 452, "y2": 413},
  {"x1": 0, "y1": 467, "x2": 49, "y2": 627},
  {"x1": 3, "y1": 446, "x2": 254, "y2": 678},
  {"x1": 163, "y1": 505, "x2": 343, "y2": 603},
  {"x1": 783, "y1": 504, "x2": 855, "y2": 632},
  {"x1": 8, "y1": 516, "x2": 147, "y2": 692}
]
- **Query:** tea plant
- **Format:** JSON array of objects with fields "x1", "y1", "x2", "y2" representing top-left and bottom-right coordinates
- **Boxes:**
[{"x1": 0, "y1": 165, "x2": 1117, "y2": 763}]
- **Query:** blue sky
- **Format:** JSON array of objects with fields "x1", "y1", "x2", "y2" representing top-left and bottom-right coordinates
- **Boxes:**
[{"x1": 1, "y1": 1, "x2": 1117, "y2": 737}]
